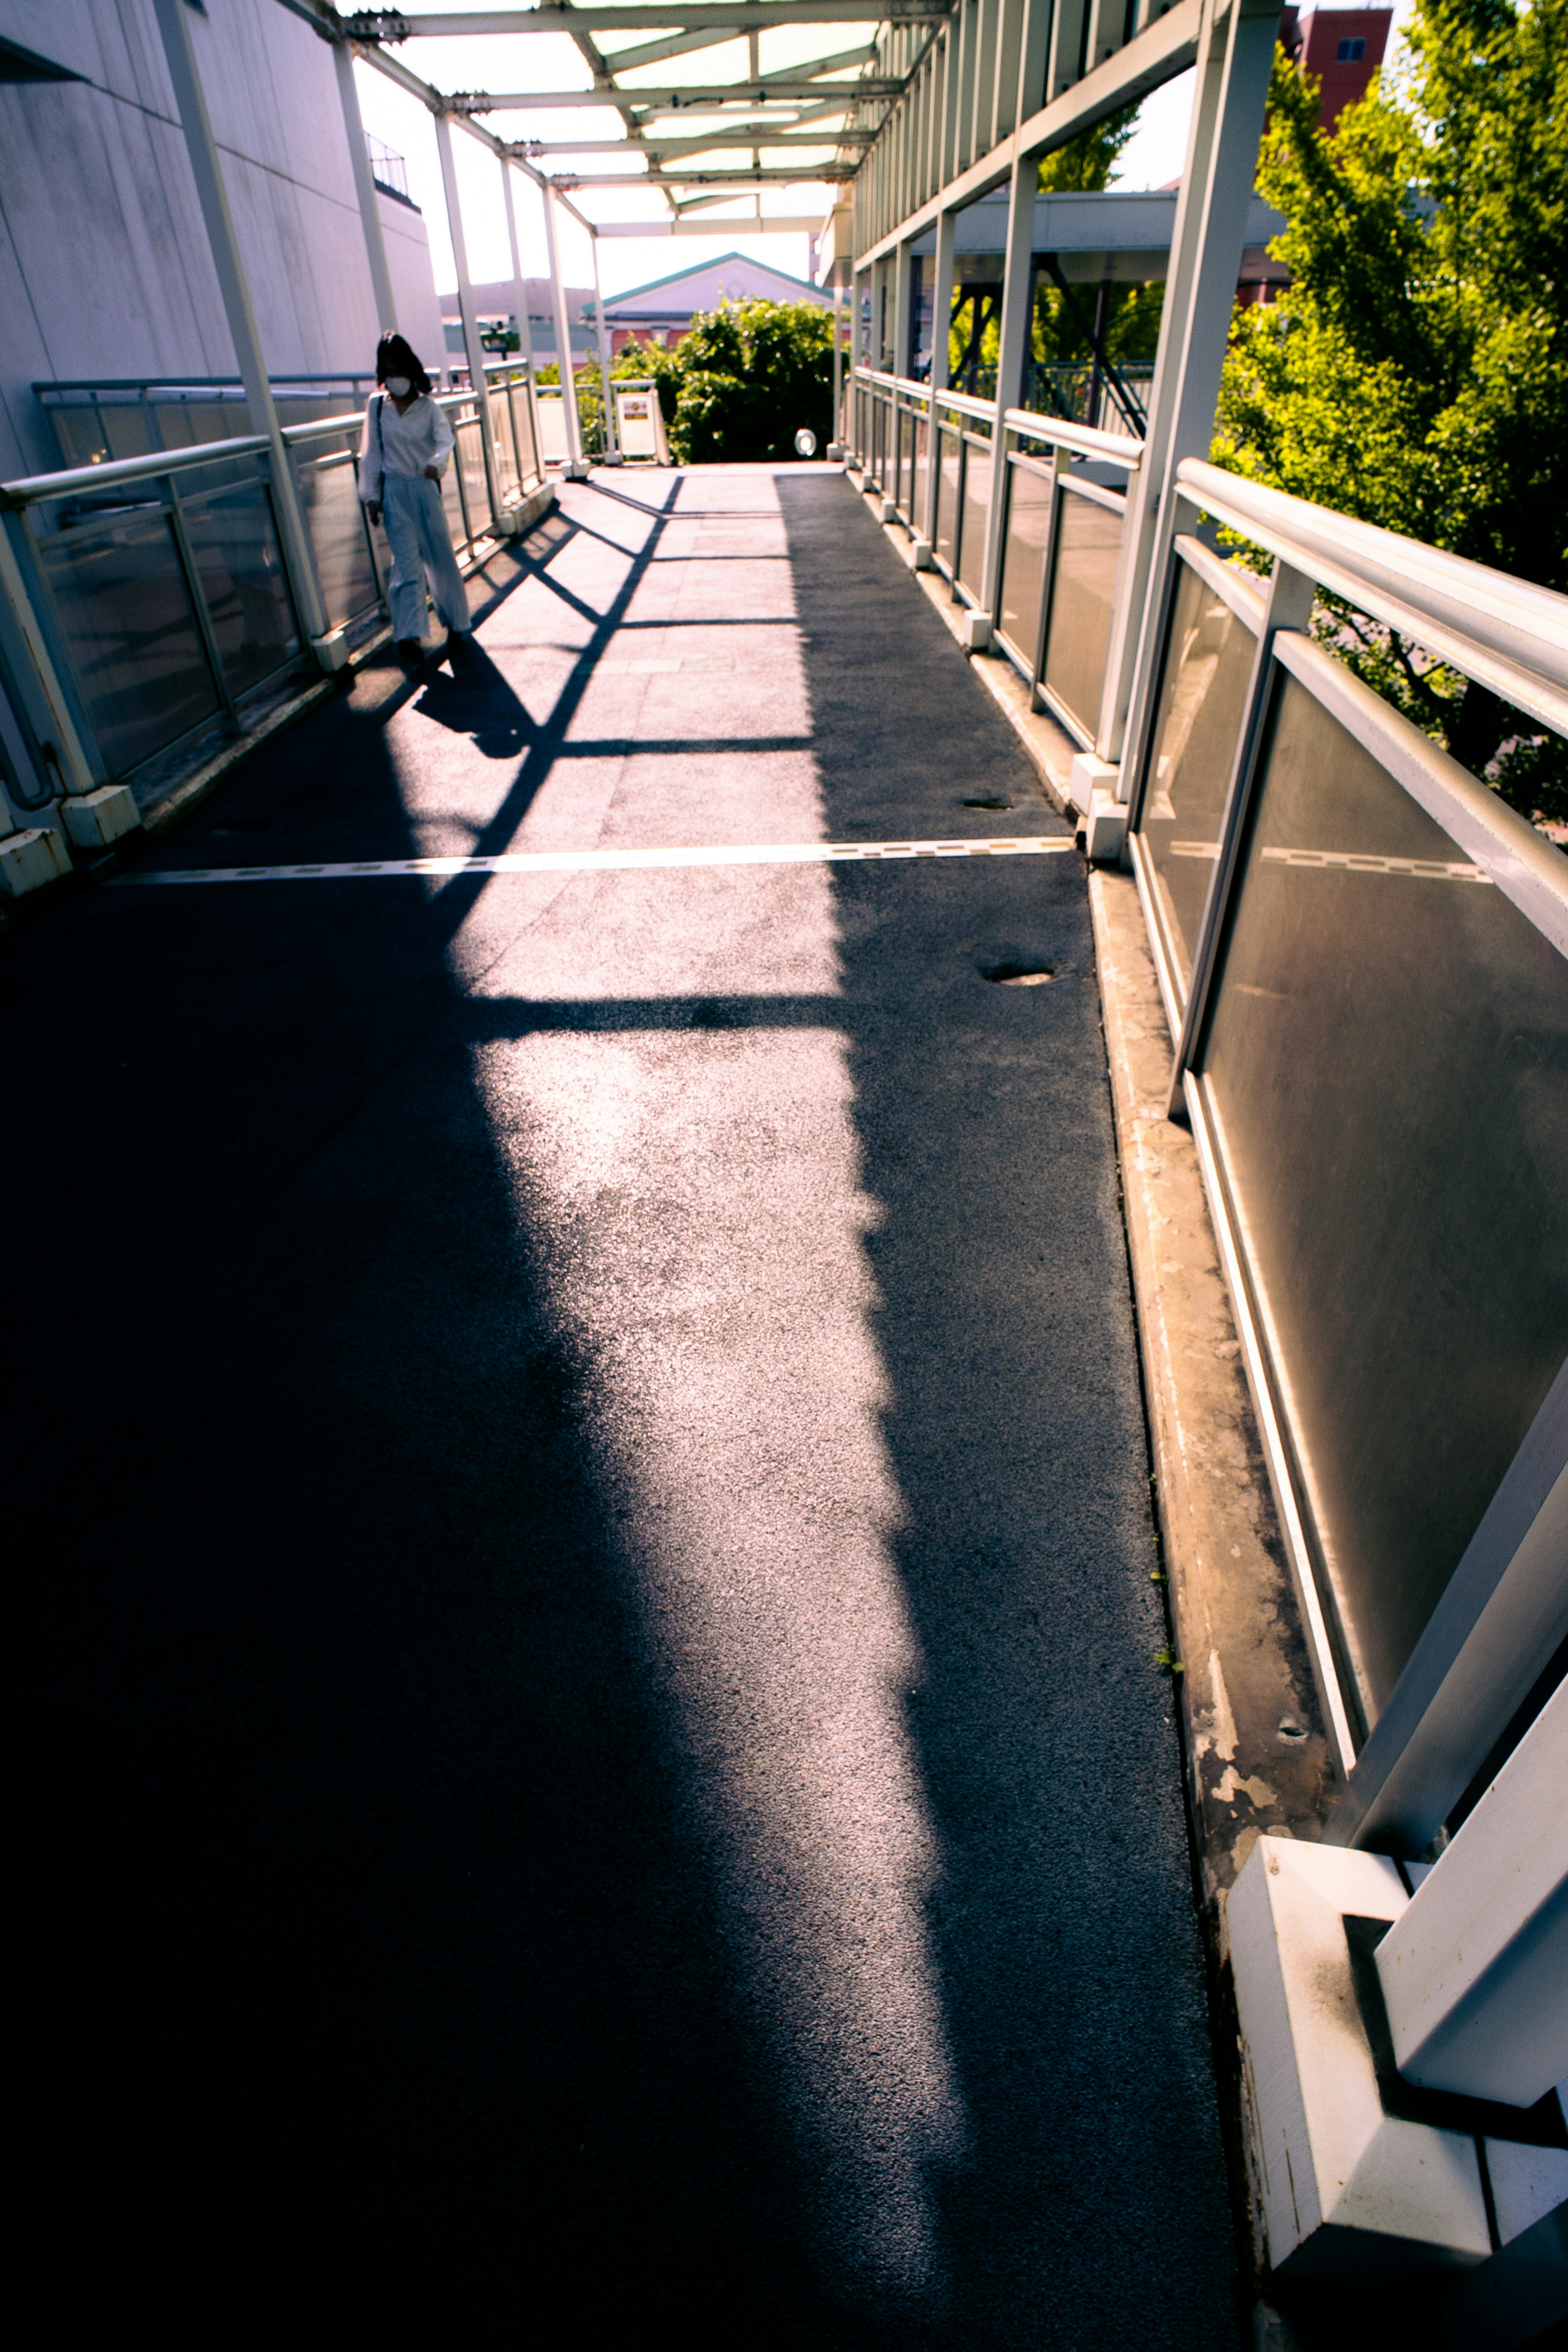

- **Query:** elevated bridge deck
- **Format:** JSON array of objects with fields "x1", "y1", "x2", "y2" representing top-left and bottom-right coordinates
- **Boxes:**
[{"x1": 11, "y1": 468, "x2": 1237, "y2": 2345}]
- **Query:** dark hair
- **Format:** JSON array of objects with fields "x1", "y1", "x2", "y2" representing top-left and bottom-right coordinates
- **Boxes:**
[{"x1": 375, "y1": 333, "x2": 432, "y2": 395}]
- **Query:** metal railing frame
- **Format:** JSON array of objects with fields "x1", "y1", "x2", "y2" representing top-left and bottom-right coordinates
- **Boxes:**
[
  {"x1": 0, "y1": 368, "x2": 549, "y2": 813},
  {"x1": 846, "y1": 342, "x2": 1568, "y2": 1875},
  {"x1": 1121, "y1": 457, "x2": 1568, "y2": 1846}
]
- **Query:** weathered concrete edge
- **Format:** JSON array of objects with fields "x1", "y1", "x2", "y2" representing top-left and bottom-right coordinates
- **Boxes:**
[
  {"x1": 1087, "y1": 866, "x2": 1336, "y2": 1900},
  {"x1": 136, "y1": 481, "x2": 559, "y2": 842}
]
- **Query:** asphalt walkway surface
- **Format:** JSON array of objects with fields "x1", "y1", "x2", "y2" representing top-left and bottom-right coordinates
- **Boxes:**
[{"x1": 12, "y1": 467, "x2": 1240, "y2": 2347}]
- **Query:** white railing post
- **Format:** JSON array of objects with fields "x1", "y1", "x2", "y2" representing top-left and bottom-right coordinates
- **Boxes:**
[
  {"x1": 334, "y1": 39, "x2": 397, "y2": 336},
  {"x1": 1375, "y1": 1673, "x2": 1568, "y2": 2110},
  {"x1": 977, "y1": 145, "x2": 1038, "y2": 633},
  {"x1": 590, "y1": 232, "x2": 620, "y2": 465},
  {"x1": 1098, "y1": 0, "x2": 1279, "y2": 774},
  {"x1": 151, "y1": 0, "x2": 332, "y2": 656},
  {"x1": 922, "y1": 206, "x2": 956, "y2": 544},
  {"x1": 432, "y1": 109, "x2": 506, "y2": 528},
  {"x1": 541, "y1": 179, "x2": 588, "y2": 478}
]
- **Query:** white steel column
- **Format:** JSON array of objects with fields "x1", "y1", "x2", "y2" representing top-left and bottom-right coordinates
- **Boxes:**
[
  {"x1": 922, "y1": 205, "x2": 956, "y2": 543},
  {"x1": 977, "y1": 145, "x2": 1038, "y2": 625},
  {"x1": 433, "y1": 109, "x2": 505, "y2": 526},
  {"x1": 1098, "y1": 0, "x2": 1279, "y2": 773},
  {"x1": 151, "y1": 0, "x2": 330, "y2": 649},
  {"x1": 542, "y1": 179, "x2": 588, "y2": 477},
  {"x1": 334, "y1": 40, "x2": 397, "y2": 336},
  {"x1": 830, "y1": 280, "x2": 844, "y2": 453},
  {"x1": 590, "y1": 233, "x2": 620, "y2": 464},
  {"x1": 891, "y1": 237, "x2": 914, "y2": 381},
  {"x1": 501, "y1": 162, "x2": 535, "y2": 371},
  {"x1": 1375, "y1": 1673, "x2": 1568, "y2": 2109}
]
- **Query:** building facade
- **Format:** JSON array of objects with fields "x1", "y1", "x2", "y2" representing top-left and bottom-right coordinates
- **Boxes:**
[{"x1": 0, "y1": 0, "x2": 444, "y2": 478}]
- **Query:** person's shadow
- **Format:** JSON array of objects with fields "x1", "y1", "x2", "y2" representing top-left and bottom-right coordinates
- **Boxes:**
[{"x1": 413, "y1": 639, "x2": 534, "y2": 762}]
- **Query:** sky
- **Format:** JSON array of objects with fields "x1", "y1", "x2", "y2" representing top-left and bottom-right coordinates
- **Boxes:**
[{"x1": 351, "y1": 0, "x2": 1419, "y2": 307}]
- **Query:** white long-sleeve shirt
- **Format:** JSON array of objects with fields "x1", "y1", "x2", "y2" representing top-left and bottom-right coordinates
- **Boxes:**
[{"x1": 358, "y1": 391, "x2": 455, "y2": 501}]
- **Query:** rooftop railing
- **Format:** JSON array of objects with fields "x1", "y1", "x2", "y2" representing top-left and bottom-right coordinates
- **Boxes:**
[
  {"x1": 0, "y1": 368, "x2": 547, "y2": 818},
  {"x1": 846, "y1": 363, "x2": 1568, "y2": 1873}
]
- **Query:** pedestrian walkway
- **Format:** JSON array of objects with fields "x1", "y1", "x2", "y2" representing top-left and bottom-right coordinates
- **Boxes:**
[{"x1": 11, "y1": 467, "x2": 1241, "y2": 2347}]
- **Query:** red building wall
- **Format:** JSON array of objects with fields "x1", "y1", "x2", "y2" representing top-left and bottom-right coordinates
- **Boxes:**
[{"x1": 1279, "y1": 6, "x2": 1394, "y2": 130}]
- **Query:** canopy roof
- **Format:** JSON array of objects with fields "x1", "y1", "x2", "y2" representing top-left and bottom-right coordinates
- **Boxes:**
[{"x1": 283, "y1": 2, "x2": 943, "y2": 237}]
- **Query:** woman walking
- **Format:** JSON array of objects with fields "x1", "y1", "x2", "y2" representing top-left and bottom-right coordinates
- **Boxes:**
[{"x1": 358, "y1": 333, "x2": 475, "y2": 670}]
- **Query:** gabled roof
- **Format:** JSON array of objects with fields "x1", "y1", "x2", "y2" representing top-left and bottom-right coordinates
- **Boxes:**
[{"x1": 601, "y1": 251, "x2": 831, "y2": 319}]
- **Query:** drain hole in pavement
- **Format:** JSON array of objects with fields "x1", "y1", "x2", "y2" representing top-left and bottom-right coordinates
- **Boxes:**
[
  {"x1": 963, "y1": 796, "x2": 1013, "y2": 810},
  {"x1": 984, "y1": 962, "x2": 1054, "y2": 987}
]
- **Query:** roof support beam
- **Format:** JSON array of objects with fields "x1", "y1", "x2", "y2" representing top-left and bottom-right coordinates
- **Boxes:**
[
  {"x1": 450, "y1": 81, "x2": 904, "y2": 108},
  {"x1": 358, "y1": 6, "x2": 949, "y2": 33},
  {"x1": 851, "y1": 0, "x2": 1203, "y2": 266}
]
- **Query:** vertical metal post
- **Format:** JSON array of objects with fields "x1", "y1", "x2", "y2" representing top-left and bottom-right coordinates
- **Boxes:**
[
  {"x1": 151, "y1": 0, "x2": 329, "y2": 648},
  {"x1": 978, "y1": 145, "x2": 1038, "y2": 623},
  {"x1": 831, "y1": 278, "x2": 844, "y2": 452},
  {"x1": 432, "y1": 109, "x2": 505, "y2": 527},
  {"x1": 1098, "y1": 0, "x2": 1279, "y2": 771},
  {"x1": 501, "y1": 158, "x2": 536, "y2": 371},
  {"x1": 499, "y1": 157, "x2": 538, "y2": 486},
  {"x1": 923, "y1": 207, "x2": 956, "y2": 543},
  {"x1": 892, "y1": 237, "x2": 914, "y2": 381},
  {"x1": 541, "y1": 178, "x2": 587, "y2": 476},
  {"x1": 334, "y1": 40, "x2": 396, "y2": 336},
  {"x1": 590, "y1": 232, "x2": 620, "y2": 464}
]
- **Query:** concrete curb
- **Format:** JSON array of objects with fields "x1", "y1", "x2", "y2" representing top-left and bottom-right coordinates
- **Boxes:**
[{"x1": 1087, "y1": 869, "x2": 1335, "y2": 1898}]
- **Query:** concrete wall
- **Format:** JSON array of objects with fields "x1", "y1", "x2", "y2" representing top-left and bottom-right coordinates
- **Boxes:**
[{"x1": 0, "y1": 0, "x2": 443, "y2": 478}]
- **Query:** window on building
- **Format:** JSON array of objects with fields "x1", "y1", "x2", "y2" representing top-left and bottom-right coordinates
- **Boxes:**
[{"x1": 1336, "y1": 36, "x2": 1366, "y2": 61}]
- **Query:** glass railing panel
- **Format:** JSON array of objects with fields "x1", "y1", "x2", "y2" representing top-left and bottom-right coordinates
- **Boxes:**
[
  {"x1": 956, "y1": 436, "x2": 991, "y2": 604},
  {"x1": 1136, "y1": 557, "x2": 1258, "y2": 996},
  {"x1": 179, "y1": 476, "x2": 298, "y2": 697},
  {"x1": 511, "y1": 381, "x2": 541, "y2": 488},
  {"x1": 455, "y1": 417, "x2": 488, "y2": 537},
  {"x1": 996, "y1": 455, "x2": 1052, "y2": 675},
  {"x1": 911, "y1": 410, "x2": 929, "y2": 532},
  {"x1": 442, "y1": 442, "x2": 469, "y2": 550},
  {"x1": 1197, "y1": 668, "x2": 1568, "y2": 1723},
  {"x1": 488, "y1": 388, "x2": 519, "y2": 503},
  {"x1": 298, "y1": 445, "x2": 379, "y2": 632},
  {"x1": 934, "y1": 424, "x2": 960, "y2": 572},
  {"x1": 1041, "y1": 483, "x2": 1123, "y2": 740},
  {"x1": 33, "y1": 508, "x2": 220, "y2": 776}
]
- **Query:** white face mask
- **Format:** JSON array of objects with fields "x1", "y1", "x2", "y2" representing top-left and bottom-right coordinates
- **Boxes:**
[{"x1": 385, "y1": 375, "x2": 412, "y2": 399}]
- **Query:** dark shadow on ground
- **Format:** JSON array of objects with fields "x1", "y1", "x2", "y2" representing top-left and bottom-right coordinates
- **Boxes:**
[{"x1": 9, "y1": 477, "x2": 1242, "y2": 2349}]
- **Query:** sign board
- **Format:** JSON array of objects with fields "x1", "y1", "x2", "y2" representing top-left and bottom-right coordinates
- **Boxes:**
[
  {"x1": 535, "y1": 392, "x2": 571, "y2": 465},
  {"x1": 612, "y1": 381, "x2": 670, "y2": 465}
]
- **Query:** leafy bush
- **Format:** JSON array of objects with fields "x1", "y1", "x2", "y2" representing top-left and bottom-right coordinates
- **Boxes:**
[{"x1": 650, "y1": 297, "x2": 835, "y2": 464}]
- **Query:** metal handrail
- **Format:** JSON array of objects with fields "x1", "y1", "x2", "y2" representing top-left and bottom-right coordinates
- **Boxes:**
[
  {"x1": 850, "y1": 366, "x2": 1142, "y2": 466},
  {"x1": 1004, "y1": 407, "x2": 1143, "y2": 470},
  {"x1": 1, "y1": 434, "x2": 271, "y2": 509},
  {"x1": 1177, "y1": 458, "x2": 1568, "y2": 742}
]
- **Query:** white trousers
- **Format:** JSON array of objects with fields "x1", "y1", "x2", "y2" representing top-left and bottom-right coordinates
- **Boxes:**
[{"x1": 381, "y1": 472, "x2": 471, "y2": 643}]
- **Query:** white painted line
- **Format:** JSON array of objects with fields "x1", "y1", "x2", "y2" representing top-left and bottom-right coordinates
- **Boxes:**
[{"x1": 113, "y1": 836, "x2": 1079, "y2": 887}]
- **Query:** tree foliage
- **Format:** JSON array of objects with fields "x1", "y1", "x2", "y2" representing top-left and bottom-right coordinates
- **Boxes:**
[
  {"x1": 620, "y1": 298, "x2": 834, "y2": 465},
  {"x1": 1214, "y1": 0, "x2": 1568, "y2": 817}
]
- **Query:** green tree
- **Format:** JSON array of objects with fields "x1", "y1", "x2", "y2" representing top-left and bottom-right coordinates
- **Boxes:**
[
  {"x1": 1214, "y1": 0, "x2": 1568, "y2": 819},
  {"x1": 659, "y1": 297, "x2": 835, "y2": 464}
]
